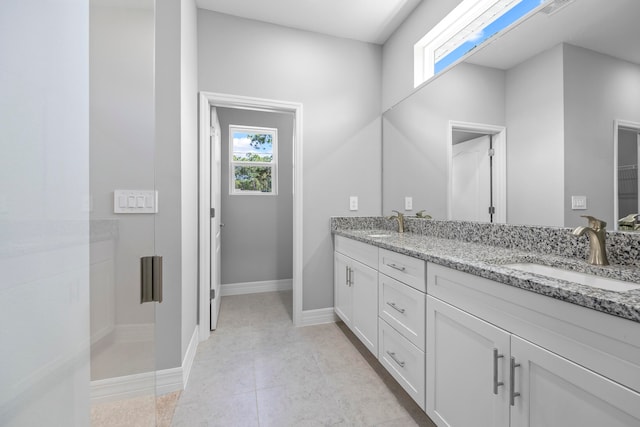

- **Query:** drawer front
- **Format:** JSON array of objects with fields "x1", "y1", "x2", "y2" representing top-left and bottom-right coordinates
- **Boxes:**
[
  {"x1": 378, "y1": 318, "x2": 425, "y2": 410},
  {"x1": 379, "y1": 248, "x2": 426, "y2": 292},
  {"x1": 379, "y1": 274, "x2": 425, "y2": 351},
  {"x1": 335, "y1": 235, "x2": 378, "y2": 269}
]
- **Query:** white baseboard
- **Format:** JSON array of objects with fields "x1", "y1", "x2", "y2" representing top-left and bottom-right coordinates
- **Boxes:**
[
  {"x1": 91, "y1": 326, "x2": 199, "y2": 404},
  {"x1": 299, "y1": 307, "x2": 338, "y2": 327},
  {"x1": 221, "y1": 278, "x2": 293, "y2": 296},
  {"x1": 181, "y1": 326, "x2": 199, "y2": 389}
]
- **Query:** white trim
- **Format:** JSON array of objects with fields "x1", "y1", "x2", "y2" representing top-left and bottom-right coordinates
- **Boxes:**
[
  {"x1": 299, "y1": 307, "x2": 339, "y2": 327},
  {"x1": 447, "y1": 121, "x2": 507, "y2": 223},
  {"x1": 613, "y1": 119, "x2": 640, "y2": 230},
  {"x1": 181, "y1": 326, "x2": 199, "y2": 389},
  {"x1": 221, "y1": 279, "x2": 293, "y2": 296},
  {"x1": 198, "y1": 92, "x2": 304, "y2": 335},
  {"x1": 90, "y1": 326, "x2": 199, "y2": 404}
]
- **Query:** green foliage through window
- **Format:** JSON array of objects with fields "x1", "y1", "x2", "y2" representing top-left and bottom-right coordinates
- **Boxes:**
[{"x1": 230, "y1": 126, "x2": 277, "y2": 194}]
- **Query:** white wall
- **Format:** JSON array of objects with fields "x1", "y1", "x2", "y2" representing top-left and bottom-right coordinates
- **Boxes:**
[
  {"x1": 505, "y1": 44, "x2": 565, "y2": 226},
  {"x1": 180, "y1": 0, "x2": 199, "y2": 366},
  {"x1": 198, "y1": 10, "x2": 382, "y2": 310},
  {"x1": 382, "y1": 62, "x2": 506, "y2": 217},
  {"x1": 563, "y1": 44, "x2": 640, "y2": 227},
  {"x1": 217, "y1": 108, "x2": 294, "y2": 285},
  {"x1": 382, "y1": 0, "x2": 461, "y2": 111},
  {"x1": 0, "y1": 0, "x2": 90, "y2": 425}
]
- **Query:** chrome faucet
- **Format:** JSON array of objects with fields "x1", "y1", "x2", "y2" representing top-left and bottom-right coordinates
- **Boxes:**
[
  {"x1": 572, "y1": 215, "x2": 609, "y2": 266},
  {"x1": 388, "y1": 210, "x2": 405, "y2": 233}
]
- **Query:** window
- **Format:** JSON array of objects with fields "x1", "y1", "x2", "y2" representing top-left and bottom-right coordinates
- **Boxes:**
[
  {"x1": 229, "y1": 125, "x2": 278, "y2": 195},
  {"x1": 414, "y1": 0, "x2": 551, "y2": 87}
]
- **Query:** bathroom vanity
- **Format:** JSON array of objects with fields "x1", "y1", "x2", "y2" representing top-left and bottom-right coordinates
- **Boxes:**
[{"x1": 332, "y1": 218, "x2": 640, "y2": 426}]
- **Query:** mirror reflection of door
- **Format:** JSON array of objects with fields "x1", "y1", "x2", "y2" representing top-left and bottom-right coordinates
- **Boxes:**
[
  {"x1": 452, "y1": 133, "x2": 491, "y2": 222},
  {"x1": 617, "y1": 127, "x2": 640, "y2": 230}
]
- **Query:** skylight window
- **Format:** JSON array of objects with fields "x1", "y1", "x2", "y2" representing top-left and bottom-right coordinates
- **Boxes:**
[{"x1": 414, "y1": 0, "x2": 550, "y2": 87}]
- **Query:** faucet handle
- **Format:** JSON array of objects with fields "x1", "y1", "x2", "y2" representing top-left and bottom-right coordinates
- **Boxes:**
[
  {"x1": 581, "y1": 215, "x2": 607, "y2": 231},
  {"x1": 392, "y1": 210, "x2": 403, "y2": 217}
]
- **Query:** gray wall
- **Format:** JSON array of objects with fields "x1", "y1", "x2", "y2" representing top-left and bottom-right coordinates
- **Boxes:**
[
  {"x1": 382, "y1": 62, "x2": 506, "y2": 217},
  {"x1": 90, "y1": 2, "x2": 155, "y2": 325},
  {"x1": 382, "y1": 0, "x2": 460, "y2": 111},
  {"x1": 198, "y1": 11, "x2": 382, "y2": 310},
  {"x1": 505, "y1": 44, "x2": 565, "y2": 226},
  {"x1": 563, "y1": 44, "x2": 640, "y2": 227},
  {"x1": 217, "y1": 108, "x2": 294, "y2": 285}
]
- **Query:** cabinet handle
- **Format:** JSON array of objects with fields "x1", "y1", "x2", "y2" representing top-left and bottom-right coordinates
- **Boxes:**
[
  {"x1": 493, "y1": 348, "x2": 504, "y2": 395},
  {"x1": 386, "y1": 351, "x2": 406, "y2": 368},
  {"x1": 387, "y1": 263, "x2": 406, "y2": 272},
  {"x1": 386, "y1": 301, "x2": 406, "y2": 314},
  {"x1": 345, "y1": 266, "x2": 350, "y2": 286},
  {"x1": 348, "y1": 267, "x2": 353, "y2": 286},
  {"x1": 510, "y1": 357, "x2": 521, "y2": 406}
]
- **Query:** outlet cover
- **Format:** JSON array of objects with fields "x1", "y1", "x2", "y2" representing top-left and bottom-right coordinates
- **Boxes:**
[
  {"x1": 349, "y1": 196, "x2": 358, "y2": 211},
  {"x1": 571, "y1": 195, "x2": 587, "y2": 210},
  {"x1": 404, "y1": 196, "x2": 413, "y2": 210}
]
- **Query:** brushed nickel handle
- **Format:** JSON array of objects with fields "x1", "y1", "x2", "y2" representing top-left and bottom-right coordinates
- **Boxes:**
[
  {"x1": 386, "y1": 301, "x2": 406, "y2": 314},
  {"x1": 348, "y1": 267, "x2": 353, "y2": 286},
  {"x1": 510, "y1": 357, "x2": 521, "y2": 406},
  {"x1": 386, "y1": 351, "x2": 405, "y2": 368},
  {"x1": 345, "y1": 265, "x2": 350, "y2": 286},
  {"x1": 493, "y1": 348, "x2": 504, "y2": 395},
  {"x1": 388, "y1": 263, "x2": 406, "y2": 272}
]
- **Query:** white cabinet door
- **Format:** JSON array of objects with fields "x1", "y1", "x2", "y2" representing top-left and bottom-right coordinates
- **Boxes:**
[
  {"x1": 426, "y1": 296, "x2": 510, "y2": 427},
  {"x1": 352, "y1": 258, "x2": 378, "y2": 356},
  {"x1": 334, "y1": 252, "x2": 353, "y2": 327},
  {"x1": 510, "y1": 335, "x2": 640, "y2": 427}
]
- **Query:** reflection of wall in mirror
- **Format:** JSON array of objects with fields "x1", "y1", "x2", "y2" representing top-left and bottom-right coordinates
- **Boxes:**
[{"x1": 618, "y1": 129, "x2": 638, "y2": 218}]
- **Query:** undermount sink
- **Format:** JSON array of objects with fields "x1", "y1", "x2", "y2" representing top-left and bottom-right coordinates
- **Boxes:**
[
  {"x1": 367, "y1": 233, "x2": 392, "y2": 238},
  {"x1": 505, "y1": 263, "x2": 640, "y2": 293}
]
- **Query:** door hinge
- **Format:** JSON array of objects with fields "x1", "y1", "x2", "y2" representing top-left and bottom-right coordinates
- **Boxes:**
[
  {"x1": 210, "y1": 207, "x2": 215, "y2": 218},
  {"x1": 210, "y1": 289, "x2": 215, "y2": 300},
  {"x1": 488, "y1": 206, "x2": 496, "y2": 215},
  {"x1": 488, "y1": 148, "x2": 495, "y2": 157}
]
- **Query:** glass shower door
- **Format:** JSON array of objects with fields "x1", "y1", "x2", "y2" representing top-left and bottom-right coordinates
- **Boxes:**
[{"x1": 89, "y1": 0, "x2": 159, "y2": 425}]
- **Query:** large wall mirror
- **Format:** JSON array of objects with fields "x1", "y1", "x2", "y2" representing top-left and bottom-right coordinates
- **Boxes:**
[{"x1": 382, "y1": 0, "x2": 640, "y2": 231}]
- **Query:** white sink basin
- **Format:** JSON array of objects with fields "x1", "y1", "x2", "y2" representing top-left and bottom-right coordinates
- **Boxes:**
[
  {"x1": 505, "y1": 263, "x2": 640, "y2": 292},
  {"x1": 367, "y1": 233, "x2": 391, "y2": 238}
]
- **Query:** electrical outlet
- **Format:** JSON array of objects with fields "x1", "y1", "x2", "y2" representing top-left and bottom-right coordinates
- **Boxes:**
[
  {"x1": 349, "y1": 196, "x2": 358, "y2": 211},
  {"x1": 405, "y1": 196, "x2": 413, "y2": 210},
  {"x1": 571, "y1": 195, "x2": 587, "y2": 210}
]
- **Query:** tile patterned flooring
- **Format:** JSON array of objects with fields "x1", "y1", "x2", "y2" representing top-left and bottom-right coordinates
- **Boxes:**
[{"x1": 171, "y1": 291, "x2": 437, "y2": 427}]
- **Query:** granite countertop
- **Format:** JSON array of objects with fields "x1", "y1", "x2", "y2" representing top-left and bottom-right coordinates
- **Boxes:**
[{"x1": 333, "y1": 228, "x2": 640, "y2": 323}]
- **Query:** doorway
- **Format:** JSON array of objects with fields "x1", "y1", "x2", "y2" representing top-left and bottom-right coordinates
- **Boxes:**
[
  {"x1": 447, "y1": 121, "x2": 507, "y2": 223},
  {"x1": 198, "y1": 93, "x2": 304, "y2": 342},
  {"x1": 614, "y1": 119, "x2": 640, "y2": 231}
]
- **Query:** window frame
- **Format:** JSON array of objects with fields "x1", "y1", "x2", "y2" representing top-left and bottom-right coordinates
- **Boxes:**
[{"x1": 229, "y1": 125, "x2": 278, "y2": 196}]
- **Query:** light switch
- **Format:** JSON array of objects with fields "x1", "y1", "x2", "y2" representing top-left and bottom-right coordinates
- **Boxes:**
[
  {"x1": 405, "y1": 196, "x2": 413, "y2": 211},
  {"x1": 118, "y1": 195, "x2": 127, "y2": 208},
  {"x1": 136, "y1": 196, "x2": 145, "y2": 207},
  {"x1": 349, "y1": 196, "x2": 358, "y2": 211},
  {"x1": 571, "y1": 195, "x2": 587, "y2": 210},
  {"x1": 127, "y1": 196, "x2": 136, "y2": 207},
  {"x1": 114, "y1": 190, "x2": 158, "y2": 213}
]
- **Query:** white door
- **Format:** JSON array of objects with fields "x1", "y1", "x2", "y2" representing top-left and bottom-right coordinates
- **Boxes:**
[
  {"x1": 210, "y1": 107, "x2": 222, "y2": 330},
  {"x1": 426, "y1": 296, "x2": 510, "y2": 427},
  {"x1": 510, "y1": 335, "x2": 640, "y2": 427},
  {"x1": 452, "y1": 135, "x2": 491, "y2": 222}
]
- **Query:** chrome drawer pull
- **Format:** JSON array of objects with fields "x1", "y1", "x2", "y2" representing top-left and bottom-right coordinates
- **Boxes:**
[
  {"x1": 493, "y1": 348, "x2": 504, "y2": 395},
  {"x1": 386, "y1": 351, "x2": 406, "y2": 368},
  {"x1": 388, "y1": 263, "x2": 406, "y2": 272},
  {"x1": 386, "y1": 301, "x2": 406, "y2": 314},
  {"x1": 510, "y1": 357, "x2": 521, "y2": 406}
]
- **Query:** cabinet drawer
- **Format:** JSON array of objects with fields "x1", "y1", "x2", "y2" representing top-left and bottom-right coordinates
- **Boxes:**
[
  {"x1": 335, "y1": 235, "x2": 378, "y2": 268},
  {"x1": 378, "y1": 318, "x2": 425, "y2": 410},
  {"x1": 379, "y1": 274, "x2": 425, "y2": 351},
  {"x1": 378, "y1": 248, "x2": 426, "y2": 292}
]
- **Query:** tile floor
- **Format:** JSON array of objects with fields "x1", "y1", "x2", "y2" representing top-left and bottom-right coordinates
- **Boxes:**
[{"x1": 171, "y1": 291, "x2": 437, "y2": 427}]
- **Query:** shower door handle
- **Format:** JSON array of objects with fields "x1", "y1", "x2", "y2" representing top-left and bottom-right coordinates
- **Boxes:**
[{"x1": 141, "y1": 256, "x2": 163, "y2": 303}]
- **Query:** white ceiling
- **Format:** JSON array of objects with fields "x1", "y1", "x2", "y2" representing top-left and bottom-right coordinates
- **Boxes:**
[
  {"x1": 467, "y1": 0, "x2": 640, "y2": 69},
  {"x1": 195, "y1": 0, "x2": 422, "y2": 45}
]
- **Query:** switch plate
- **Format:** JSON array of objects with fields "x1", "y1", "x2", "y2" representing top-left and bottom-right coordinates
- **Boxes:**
[
  {"x1": 114, "y1": 190, "x2": 158, "y2": 213},
  {"x1": 571, "y1": 195, "x2": 587, "y2": 210},
  {"x1": 405, "y1": 196, "x2": 413, "y2": 211},
  {"x1": 349, "y1": 196, "x2": 358, "y2": 211}
]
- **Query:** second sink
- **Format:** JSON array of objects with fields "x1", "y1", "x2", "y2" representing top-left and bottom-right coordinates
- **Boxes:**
[{"x1": 504, "y1": 263, "x2": 640, "y2": 293}]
